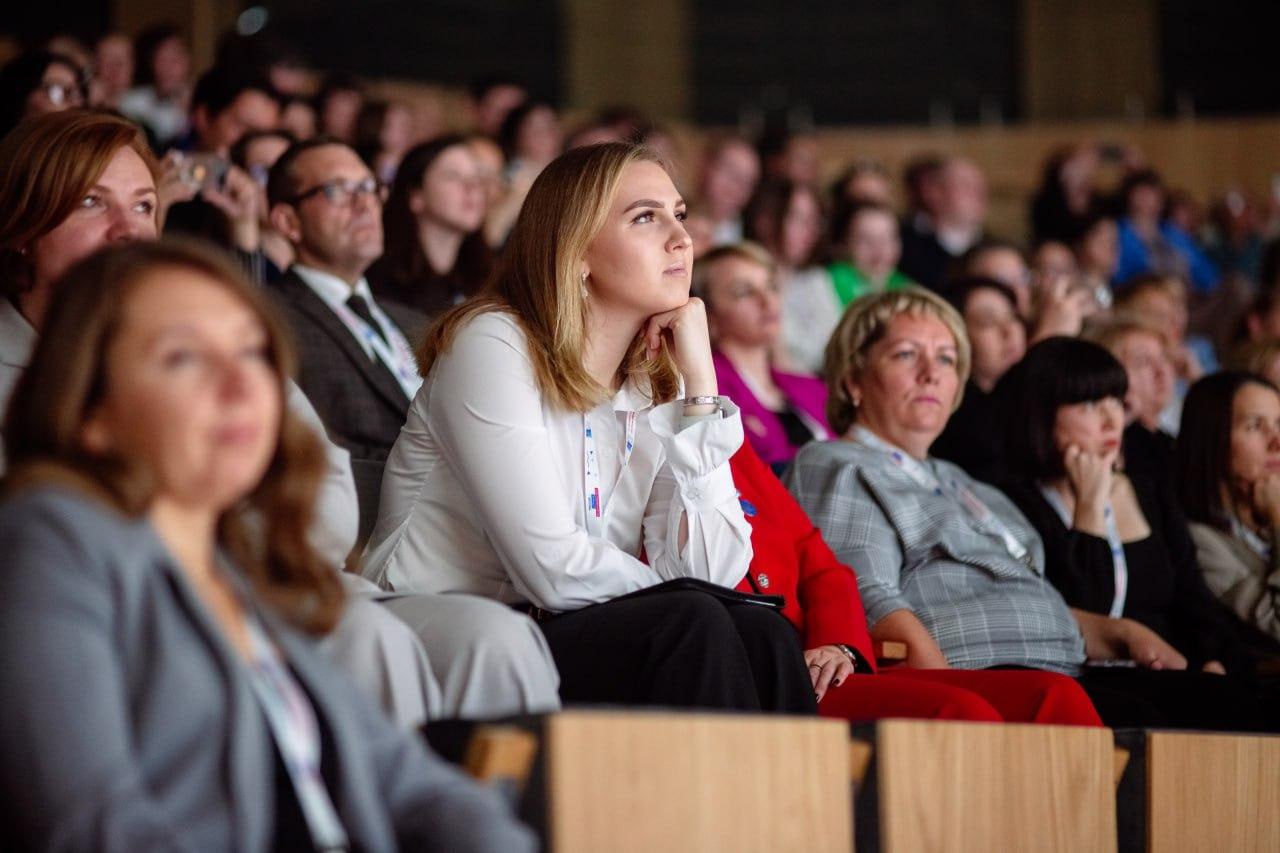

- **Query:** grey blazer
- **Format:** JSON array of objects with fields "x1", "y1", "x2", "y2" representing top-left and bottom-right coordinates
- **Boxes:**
[
  {"x1": 1189, "y1": 521, "x2": 1280, "y2": 644},
  {"x1": 0, "y1": 486, "x2": 535, "y2": 852},
  {"x1": 785, "y1": 439, "x2": 1085, "y2": 673}
]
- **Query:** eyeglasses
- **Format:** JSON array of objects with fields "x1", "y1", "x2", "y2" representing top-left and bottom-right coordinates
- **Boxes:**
[
  {"x1": 290, "y1": 177, "x2": 387, "y2": 206},
  {"x1": 39, "y1": 81, "x2": 85, "y2": 107}
]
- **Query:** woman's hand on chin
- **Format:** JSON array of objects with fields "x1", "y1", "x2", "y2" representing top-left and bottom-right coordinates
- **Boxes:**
[
  {"x1": 643, "y1": 297, "x2": 718, "y2": 397},
  {"x1": 1063, "y1": 443, "x2": 1116, "y2": 508}
]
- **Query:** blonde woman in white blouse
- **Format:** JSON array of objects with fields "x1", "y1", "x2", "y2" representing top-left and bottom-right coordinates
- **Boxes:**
[{"x1": 364, "y1": 142, "x2": 816, "y2": 712}]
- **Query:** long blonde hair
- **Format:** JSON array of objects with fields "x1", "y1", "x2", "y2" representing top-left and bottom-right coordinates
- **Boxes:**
[{"x1": 418, "y1": 142, "x2": 680, "y2": 412}]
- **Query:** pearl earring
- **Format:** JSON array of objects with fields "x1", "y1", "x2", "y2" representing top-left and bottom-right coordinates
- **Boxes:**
[{"x1": 580, "y1": 271, "x2": 589, "y2": 299}]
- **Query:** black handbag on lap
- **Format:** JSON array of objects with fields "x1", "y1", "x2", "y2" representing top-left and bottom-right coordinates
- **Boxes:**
[
  {"x1": 517, "y1": 577, "x2": 784, "y2": 622},
  {"x1": 609, "y1": 577, "x2": 785, "y2": 611}
]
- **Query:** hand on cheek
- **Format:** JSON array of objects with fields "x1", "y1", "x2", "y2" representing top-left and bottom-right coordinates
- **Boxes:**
[
  {"x1": 1063, "y1": 443, "x2": 1114, "y2": 508},
  {"x1": 1252, "y1": 474, "x2": 1280, "y2": 527}
]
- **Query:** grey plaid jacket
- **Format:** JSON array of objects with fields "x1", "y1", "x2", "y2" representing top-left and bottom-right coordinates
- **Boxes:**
[{"x1": 785, "y1": 439, "x2": 1086, "y2": 673}]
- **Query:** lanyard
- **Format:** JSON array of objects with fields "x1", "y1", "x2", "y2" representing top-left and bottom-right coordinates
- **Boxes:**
[
  {"x1": 244, "y1": 619, "x2": 350, "y2": 852},
  {"x1": 583, "y1": 409, "x2": 637, "y2": 538},
  {"x1": 1037, "y1": 484, "x2": 1129, "y2": 619},
  {"x1": 330, "y1": 296, "x2": 421, "y2": 392},
  {"x1": 851, "y1": 426, "x2": 1029, "y2": 562},
  {"x1": 1230, "y1": 515, "x2": 1273, "y2": 562}
]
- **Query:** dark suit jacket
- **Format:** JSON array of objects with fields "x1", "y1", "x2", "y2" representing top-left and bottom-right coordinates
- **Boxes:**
[
  {"x1": 898, "y1": 218, "x2": 961, "y2": 291},
  {"x1": 270, "y1": 270, "x2": 414, "y2": 541}
]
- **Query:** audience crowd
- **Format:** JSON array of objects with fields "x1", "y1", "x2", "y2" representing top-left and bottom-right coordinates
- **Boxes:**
[{"x1": 2, "y1": 24, "x2": 1280, "y2": 850}]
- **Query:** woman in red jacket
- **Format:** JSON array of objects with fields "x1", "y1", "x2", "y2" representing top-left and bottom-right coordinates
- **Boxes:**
[{"x1": 731, "y1": 441, "x2": 1102, "y2": 724}]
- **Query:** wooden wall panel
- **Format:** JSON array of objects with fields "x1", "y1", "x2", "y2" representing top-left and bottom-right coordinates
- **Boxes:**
[
  {"x1": 543, "y1": 710, "x2": 852, "y2": 853},
  {"x1": 1147, "y1": 732, "x2": 1280, "y2": 853},
  {"x1": 874, "y1": 719, "x2": 1117, "y2": 853},
  {"x1": 1022, "y1": 0, "x2": 1160, "y2": 122}
]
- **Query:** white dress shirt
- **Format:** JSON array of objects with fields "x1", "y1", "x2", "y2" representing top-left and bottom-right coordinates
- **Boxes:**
[
  {"x1": 292, "y1": 264, "x2": 422, "y2": 400},
  {"x1": 361, "y1": 311, "x2": 753, "y2": 611},
  {"x1": 779, "y1": 266, "x2": 842, "y2": 373}
]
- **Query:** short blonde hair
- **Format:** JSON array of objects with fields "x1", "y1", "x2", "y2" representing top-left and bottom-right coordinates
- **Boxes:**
[{"x1": 823, "y1": 287, "x2": 971, "y2": 435}]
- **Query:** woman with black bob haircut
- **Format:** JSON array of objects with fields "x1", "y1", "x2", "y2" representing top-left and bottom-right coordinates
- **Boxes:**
[
  {"x1": 1000, "y1": 338, "x2": 1270, "y2": 730},
  {"x1": 1175, "y1": 371, "x2": 1280, "y2": 648}
]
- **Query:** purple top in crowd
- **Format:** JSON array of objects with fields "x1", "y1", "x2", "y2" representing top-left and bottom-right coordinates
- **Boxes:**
[{"x1": 712, "y1": 349, "x2": 830, "y2": 467}]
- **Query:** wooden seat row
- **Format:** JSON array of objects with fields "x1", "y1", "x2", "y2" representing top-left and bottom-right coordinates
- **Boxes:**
[{"x1": 462, "y1": 710, "x2": 1280, "y2": 852}]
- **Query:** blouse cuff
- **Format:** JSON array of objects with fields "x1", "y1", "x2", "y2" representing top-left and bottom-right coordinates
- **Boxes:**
[
  {"x1": 649, "y1": 397, "x2": 744, "y2": 481},
  {"x1": 679, "y1": 410, "x2": 723, "y2": 431}
]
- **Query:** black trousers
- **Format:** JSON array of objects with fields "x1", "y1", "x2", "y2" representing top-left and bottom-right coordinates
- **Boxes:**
[
  {"x1": 1074, "y1": 667, "x2": 1271, "y2": 732},
  {"x1": 535, "y1": 589, "x2": 818, "y2": 714}
]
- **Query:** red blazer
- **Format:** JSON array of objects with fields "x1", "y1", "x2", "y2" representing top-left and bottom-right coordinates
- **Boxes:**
[{"x1": 730, "y1": 442, "x2": 877, "y2": 672}]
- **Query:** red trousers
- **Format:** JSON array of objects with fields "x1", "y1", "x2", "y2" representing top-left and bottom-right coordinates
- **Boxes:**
[{"x1": 817, "y1": 668, "x2": 1103, "y2": 726}]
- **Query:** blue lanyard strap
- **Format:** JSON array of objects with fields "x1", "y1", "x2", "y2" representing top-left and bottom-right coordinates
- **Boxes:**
[
  {"x1": 1037, "y1": 483, "x2": 1129, "y2": 618},
  {"x1": 331, "y1": 295, "x2": 419, "y2": 386},
  {"x1": 582, "y1": 409, "x2": 637, "y2": 537}
]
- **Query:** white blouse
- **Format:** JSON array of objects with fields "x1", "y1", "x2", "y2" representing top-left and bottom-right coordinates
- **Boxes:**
[
  {"x1": 361, "y1": 312, "x2": 753, "y2": 611},
  {"x1": 779, "y1": 266, "x2": 841, "y2": 374}
]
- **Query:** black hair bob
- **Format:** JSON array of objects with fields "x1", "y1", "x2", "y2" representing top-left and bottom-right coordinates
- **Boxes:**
[{"x1": 1002, "y1": 336, "x2": 1129, "y2": 481}]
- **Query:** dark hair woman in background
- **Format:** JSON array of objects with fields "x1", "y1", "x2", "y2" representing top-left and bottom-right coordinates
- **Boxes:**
[
  {"x1": 368, "y1": 134, "x2": 493, "y2": 324},
  {"x1": 931, "y1": 276, "x2": 1026, "y2": 483},
  {"x1": 0, "y1": 50, "x2": 86, "y2": 136},
  {"x1": 1176, "y1": 371, "x2": 1280, "y2": 650}
]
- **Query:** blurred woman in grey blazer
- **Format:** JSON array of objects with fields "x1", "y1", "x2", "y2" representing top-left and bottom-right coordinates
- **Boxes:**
[{"x1": 0, "y1": 239, "x2": 534, "y2": 852}]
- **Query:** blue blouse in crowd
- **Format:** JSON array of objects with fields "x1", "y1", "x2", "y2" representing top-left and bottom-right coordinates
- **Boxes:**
[{"x1": 1115, "y1": 218, "x2": 1220, "y2": 294}]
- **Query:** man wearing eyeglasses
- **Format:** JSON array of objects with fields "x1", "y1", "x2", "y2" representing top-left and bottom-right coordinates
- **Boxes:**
[{"x1": 266, "y1": 137, "x2": 419, "y2": 543}]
